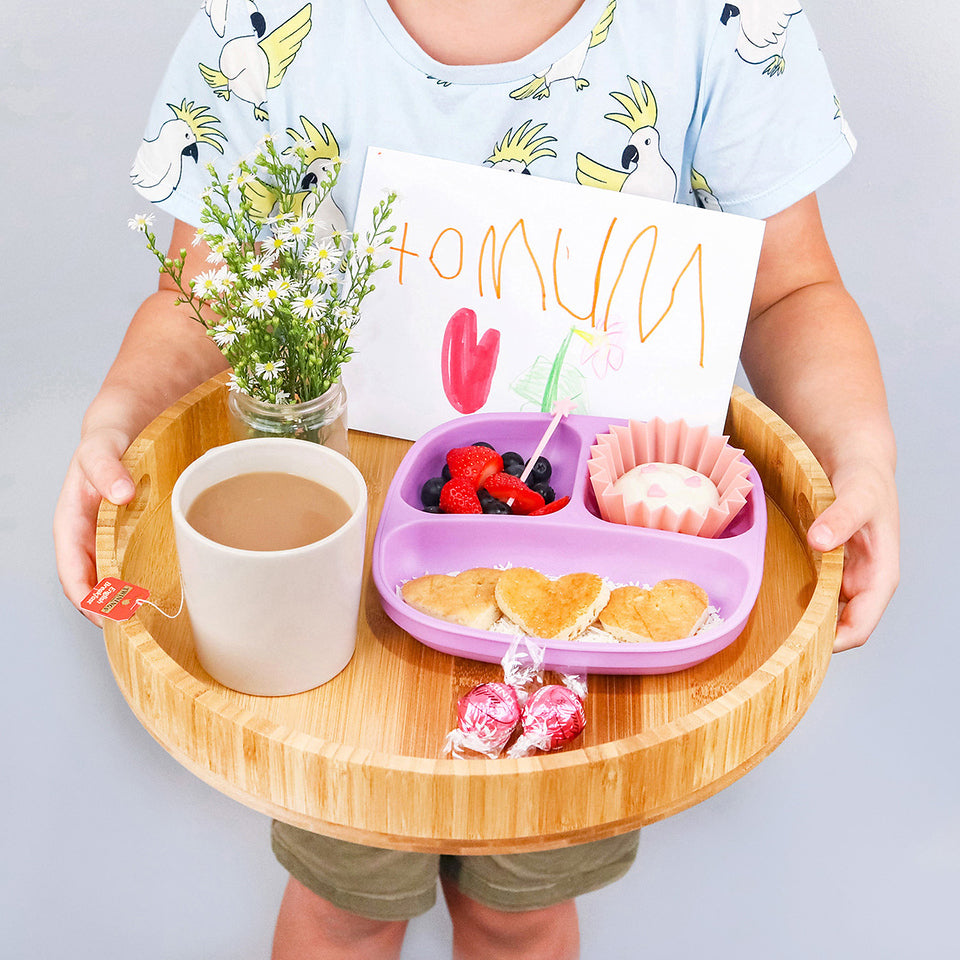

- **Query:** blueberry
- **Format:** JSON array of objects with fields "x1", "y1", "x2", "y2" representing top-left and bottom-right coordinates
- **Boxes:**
[
  {"x1": 482, "y1": 498, "x2": 512, "y2": 515},
  {"x1": 502, "y1": 451, "x2": 524, "y2": 471},
  {"x1": 420, "y1": 476, "x2": 445, "y2": 508},
  {"x1": 422, "y1": 504, "x2": 443, "y2": 513},
  {"x1": 471, "y1": 441, "x2": 496, "y2": 450},
  {"x1": 532, "y1": 482, "x2": 555, "y2": 504},
  {"x1": 525, "y1": 456, "x2": 552, "y2": 484},
  {"x1": 503, "y1": 458, "x2": 525, "y2": 477},
  {"x1": 441, "y1": 463, "x2": 452, "y2": 482},
  {"x1": 477, "y1": 488, "x2": 497, "y2": 507}
]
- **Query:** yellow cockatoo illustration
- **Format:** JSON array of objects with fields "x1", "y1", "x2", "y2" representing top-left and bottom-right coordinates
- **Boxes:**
[
  {"x1": 199, "y1": 3, "x2": 312, "y2": 121},
  {"x1": 575, "y1": 78, "x2": 677, "y2": 202},
  {"x1": 130, "y1": 100, "x2": 226, "y2": 203},
  {"x1": 720, "y1": 1, "x2": 801, "y2": 77},
  {"x1": 203, "y1": 0, "x2": 265, "y2": 39},
  {"x1": 690, "y1": 168, "x2": 722, "y2": 211},
  {"x1": 510, "y1": 0, "x2": 616, "y2": 100},
  {"x1": 486, "y1": 120, "x2": 557, "y2": 174},
  {"x1": 241, "y1": 118, "x2": 346, "y2": 234}
]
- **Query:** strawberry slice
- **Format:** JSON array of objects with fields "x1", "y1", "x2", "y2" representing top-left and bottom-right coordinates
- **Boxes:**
[
  {"x1": 446, "y1": 445, "x2": 503, "y2": 490},
  {"x1": 482, "y1": 472, "x2": 545, "y2": 515},
  {"x1": 528, "y1": 496, "x2": 571, "y2": 516},
  {"x1": 439, "y1": 477, "x2": 483, "y2": 514}
]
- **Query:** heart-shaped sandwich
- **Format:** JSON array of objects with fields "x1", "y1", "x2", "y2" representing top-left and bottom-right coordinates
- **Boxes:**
[
  {"x1": 598, "y1": 579, "x2": 709, "y2": 643},
  {"x1": 401, "y1": 568, "x2": 504, "y2": 629},
  {"x1": 495, "y1": 568, "x2": 611, "y2": 642}
]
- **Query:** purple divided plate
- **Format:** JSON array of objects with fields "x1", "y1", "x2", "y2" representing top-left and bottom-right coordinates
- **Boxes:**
[{"x1": 372, "y1": 412, "x2": 766, "y2": 675}]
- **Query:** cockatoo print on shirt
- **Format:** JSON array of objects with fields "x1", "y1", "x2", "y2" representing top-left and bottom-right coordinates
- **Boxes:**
[
  {"x1": 130, "y1": 100, "x2": 226, "y2": 203},
  {"x1": 690, "y1": 168, "x2": 723, "y2": 211},
  {"x1": 720, "y1": 1, "x2": 801, "y2": 77},
  {"x1": 198, "y1": 3, "x2": 312, "y2": 121},
  {"x1": 204, "y1": 0, "x2": 265, "y2": 39},
  {"x1": 241, "y1": 118, "x2": 347, "y2": 235},
  {"x1": 510, "y1": 0, "x2": 616, "y2": 100},
  {"x1": 575, "y1": 78, "x2": 677, "y2": 202},
  {"x1": 486, "y1": 121, "x2": 557, "y2": 174}
]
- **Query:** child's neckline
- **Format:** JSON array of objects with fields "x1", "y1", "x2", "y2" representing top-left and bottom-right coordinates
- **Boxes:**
[{"x1": 362, "y1": 0, "x2": 612, "y2": 85}]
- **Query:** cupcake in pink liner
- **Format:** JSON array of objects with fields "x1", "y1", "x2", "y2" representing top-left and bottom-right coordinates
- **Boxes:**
[{"x1": 588, "y1": 418, "x2": 753, "y2": 537}]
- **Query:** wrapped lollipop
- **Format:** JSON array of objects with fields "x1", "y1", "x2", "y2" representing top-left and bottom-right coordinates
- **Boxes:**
[
  {"x1": 500, "y1": 635, "x2": 545, "y2": 705},
  {"x1": 443, "y1": 682, "x2": 522, "y2": 759},
  {"x1": 507, "y1": 674, "x2": 587, "y2": 758}
]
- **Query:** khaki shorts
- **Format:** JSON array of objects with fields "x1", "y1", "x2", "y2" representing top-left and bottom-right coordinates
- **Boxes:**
[{"x1": 271, "y1": 820, "x2": 640, "y2": 921}]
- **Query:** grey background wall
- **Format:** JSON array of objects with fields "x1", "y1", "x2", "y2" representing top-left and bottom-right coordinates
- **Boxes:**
[{"x1": 2, "y1": 2, "x2": 956, "y2": 957}]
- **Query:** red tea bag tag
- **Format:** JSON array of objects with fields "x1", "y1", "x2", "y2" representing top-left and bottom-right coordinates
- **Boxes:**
[{"x1": 81, "y1": 577, "x2": 151, "y2": 621}]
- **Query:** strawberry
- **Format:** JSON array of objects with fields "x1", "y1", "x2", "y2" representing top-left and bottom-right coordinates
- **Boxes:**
[
  {"x1": 439, "y1": 477, "x2": 483, "y2": 514},
  {"x1": 446, "y1": 445, "x2": 503, "y2": 490},
  {"x1": 528, "y1": 496, "x2": 571, "y2": 516},
  {"x1": 482, "y1": 472, "x2": 545, "y2": 515}
]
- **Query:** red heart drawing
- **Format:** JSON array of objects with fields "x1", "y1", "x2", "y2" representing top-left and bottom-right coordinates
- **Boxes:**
[{"x1": 441, "y1": 308, "x2": 501, "y2": 414}]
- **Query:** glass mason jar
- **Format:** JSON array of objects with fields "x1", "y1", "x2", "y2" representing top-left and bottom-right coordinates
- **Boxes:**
[{"x1": 226, "y1": 380, "x2": 349, "y2": 456}]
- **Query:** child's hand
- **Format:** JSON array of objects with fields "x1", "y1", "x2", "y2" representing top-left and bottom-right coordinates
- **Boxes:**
[
  {"x1": 54, "y1": 427, "x2": 135, "y2": 626},
  {"x1": 807, "y1": 458, "x2": 899, "y2": 652}
]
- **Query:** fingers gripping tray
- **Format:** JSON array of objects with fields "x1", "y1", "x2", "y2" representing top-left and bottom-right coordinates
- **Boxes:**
[{"x1": 372, "y1": 413, "x2": 766, "y2": 675}]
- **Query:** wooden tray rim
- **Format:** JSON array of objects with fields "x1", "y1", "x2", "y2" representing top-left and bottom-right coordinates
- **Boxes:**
[{"x1": 98, "y1": 376, "x2": 842, "y2": 780}]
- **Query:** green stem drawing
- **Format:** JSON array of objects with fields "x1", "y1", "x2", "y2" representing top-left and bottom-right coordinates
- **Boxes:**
[{"x1": 541, "y1": 327, "x2": 576, "y2": 412}]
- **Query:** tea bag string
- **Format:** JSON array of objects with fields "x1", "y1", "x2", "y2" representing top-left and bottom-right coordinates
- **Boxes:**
[{"x1": 135, "y1": 570, "x2": 185, "y2": 620}]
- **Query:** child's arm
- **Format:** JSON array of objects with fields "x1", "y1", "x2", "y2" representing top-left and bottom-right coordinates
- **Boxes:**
[
  {"x1": 54, "y1": 220, "x2": 228, "y2": 623},
  {"x1": 740, "y1": 193, "x2": 899, "y2": 652}
]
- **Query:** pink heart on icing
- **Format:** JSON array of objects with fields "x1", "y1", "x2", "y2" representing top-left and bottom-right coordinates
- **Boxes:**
[
  {"x1": 646, "y1": 483, "x2": 668, "y2": 498},
  {"x1": 684, "y1": 475, "x2": 703, "y2": 487},
  {"x1": 639, "y1": 463, "x2": 660, "y2": 473}
]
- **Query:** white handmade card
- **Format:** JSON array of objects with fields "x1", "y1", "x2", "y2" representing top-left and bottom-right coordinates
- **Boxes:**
[{"x1": 348, "y1": 147, "x2": 764, "y2": 439}]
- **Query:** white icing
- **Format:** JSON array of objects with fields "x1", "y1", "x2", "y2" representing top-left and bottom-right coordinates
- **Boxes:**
[{"x1": 611, "y1": 462, "x2": 719, "y2": 517}]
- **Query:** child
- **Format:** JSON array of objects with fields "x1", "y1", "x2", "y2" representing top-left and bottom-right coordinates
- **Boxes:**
[{"x1": 54, "y1": 2, "x2": 898, "y2": 957}]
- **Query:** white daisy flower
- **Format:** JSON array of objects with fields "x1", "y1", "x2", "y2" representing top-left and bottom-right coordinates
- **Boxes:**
[
  {"x1": 278, "y1": 216, "x2": 311, "y2": 243},
  {"x1": 255, "y1": 358, "x2": 285, "y2": 381},
  {"x1": 206, "y1": 238, "x2": 232, "y2": 263},
  {"x1": 243, "y1": 289, "x2": 271, "y2": 319},
  {"x1": 191, "y1": 269, "x2": 228, "y2": 299},
  {"x1": 212, "y1": 319, "x2": 248, "y2": 347},
  {"x1": 226, "y1": 372, "x2": 245, "y2": 393},
  {"x1": 242, "y1": 255, "x2": 273, "y2": 281},
  {"x1": 334, "y1": 304, "x2": 359, "y2": 323},
  {"x1": 265, "y1": 233, "x2": 288, "y2": 254},
  {"x1": 291, "y1": 290, "x2": 321, "y2": 320},
  {"x1": 263, "y1": 284, "x2": 286, "y2": 308},
  {"x1": 269, "y1": 274, "x2": 295, "y2": 295},
  {"x1": 191, "y1": 225, "x2": 208, "y2": 247},
  {"x1": 272, "y1": 390, "x2": 291, "y2": 404},
  {"x1": 127, "y1": 213, "x2": 155, "y2": 233}
]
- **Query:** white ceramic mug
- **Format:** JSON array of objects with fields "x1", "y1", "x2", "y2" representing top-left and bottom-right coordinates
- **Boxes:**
[{"x1": 171, "y1": 438, "x2": 368, "y2": 696}]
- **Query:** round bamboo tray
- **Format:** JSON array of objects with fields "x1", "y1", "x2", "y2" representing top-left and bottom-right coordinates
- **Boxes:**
[{"x1": 96, "y1": 374, "x2": 842, "y2": 853}]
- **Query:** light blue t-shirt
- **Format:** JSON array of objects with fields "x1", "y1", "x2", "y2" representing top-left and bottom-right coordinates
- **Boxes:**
[{"x1": 131, "y1": 0, "x2": 855, "y2": 227}]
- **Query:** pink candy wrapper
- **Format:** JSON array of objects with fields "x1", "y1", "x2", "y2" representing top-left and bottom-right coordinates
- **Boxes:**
[
  {"x1": 443, "y1": 682, "x2": 521, "y2": 759},
  {"x1": 507, "y1": 683, "x2": 586, "y2": 758},
  {"x1": 443, "y1": 639, "x2": 587, "y2": 758},
  {"x1": 588, "y1": 418, "x2": 753, "y2": 537}
]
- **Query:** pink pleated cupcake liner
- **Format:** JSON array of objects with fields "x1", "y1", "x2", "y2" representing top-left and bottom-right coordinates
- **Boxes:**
[{"x1": 588, "y1": 418, "x2": 753, "y2": 538}]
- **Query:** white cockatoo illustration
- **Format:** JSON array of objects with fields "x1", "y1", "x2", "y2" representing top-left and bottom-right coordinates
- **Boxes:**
[
  {"x1": 241, "y1": 118, "x2": 347, "y2": 235},
  {"x1": 130, "y1": 100, "x2": 226, "y2": 203},
  {"x1": 486, "y1": 120, "x2": 557, "y2": 174},
  {"x1": 203, "y1": 0, "x2": 265, "y2": 38},
  {"x1": 576, "y1": 78, "x2": 677, "y2": 202},
  {"x1": 510, "y1": 0, "x2": 616, "y2": 100},
  {"x1": 720, "y1": 1, "x2": 801, "y2": 77},
  {"x1": 199, "y1": 3, "x2": 312, "y2": 121},
  {"x1": 690, "y1": 168, "x2": 723, "y2": 212}
]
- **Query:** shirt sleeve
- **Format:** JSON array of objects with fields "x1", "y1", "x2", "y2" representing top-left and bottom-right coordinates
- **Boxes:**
[
  {"x1": 691, "y1": 7, "x2": 855, "y2": 220},
  {"x1": 129, "y1": 4, "x2": 277, "y2": 226}
]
